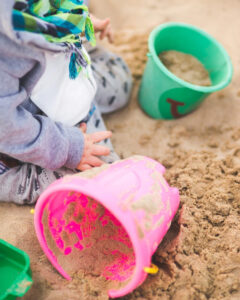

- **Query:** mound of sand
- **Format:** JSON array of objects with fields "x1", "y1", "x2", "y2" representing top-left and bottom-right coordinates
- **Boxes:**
[{"x1": 159, "y1": 50, "x2": 211, "y2": 86}]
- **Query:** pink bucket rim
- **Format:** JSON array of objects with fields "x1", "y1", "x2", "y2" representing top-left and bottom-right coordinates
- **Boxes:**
[{"x1": 34, "y1": 177, "x2": 151, "y2": 298}]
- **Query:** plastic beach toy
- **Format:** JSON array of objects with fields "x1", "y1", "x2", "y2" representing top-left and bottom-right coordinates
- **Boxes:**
[
  {"x1": 0, "y1": 239, "x2": 32, "y2": 300},
  {"x1": 34, "y1": 156, "x2": 180, "y2": 298},
  {"x1": 138, "y1": 22, "x2": 233, "y2": 119}
]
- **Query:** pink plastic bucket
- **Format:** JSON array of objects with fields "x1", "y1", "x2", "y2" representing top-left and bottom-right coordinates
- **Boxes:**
[{"x1": 34, "y1": 155, "x2": 180, "y2": 298}]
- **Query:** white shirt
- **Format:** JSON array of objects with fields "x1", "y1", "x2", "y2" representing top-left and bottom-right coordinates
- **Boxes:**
[{"x1": 31, "y1": 46, "x2": 97, "y2": 126}]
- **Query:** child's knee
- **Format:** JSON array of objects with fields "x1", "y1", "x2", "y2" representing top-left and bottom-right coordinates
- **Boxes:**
[
  {"x1": 92, "y1": 52, "x2": 133, "y2": 113},
  {"x1": 0, "y1": 163, "x2": 75, "y2": 205},
  {"x1": 115, "y1": 56, "x2": 133, "y2": 108}
]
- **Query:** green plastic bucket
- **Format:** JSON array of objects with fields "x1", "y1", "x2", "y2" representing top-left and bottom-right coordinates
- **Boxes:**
[
  {"x1": 138, "y1": 22, "x2": 233, "y2": 119},
  {"x1": 0, "y1": 240, "x2": 32, "y2": 300}
]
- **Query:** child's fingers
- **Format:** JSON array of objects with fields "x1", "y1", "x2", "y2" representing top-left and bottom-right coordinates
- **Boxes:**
[
  {"x1": 91, "y1": 144, "x2": 110, "y2": 156},
  {"x1": 107, "y1": 27, "x2": 114, "y2": 43},
  {"x1": 100, "y1": 28, "x2": 106, "y2": 40},
  {"x1": 88, "y1": 156, "x2": 104, "y2": 167},
  {"x1": 101, "y1": 25, "x2": 114, "y2": 43},
  {"x1": 100, "y1": 22, "x2": 111, "y2": 40},
  {"x1": 90, "y1": 130, "x2": 112, "y2": 143},
  {"x1": 79, "y1": 122, "x2": 87, "y2": 133},
  {"x1": 98, "y1": 18, "x2": 110, "y2": 32},
  {"x1": 77, "y1": 163, "x2": 91, "y2": 171}
]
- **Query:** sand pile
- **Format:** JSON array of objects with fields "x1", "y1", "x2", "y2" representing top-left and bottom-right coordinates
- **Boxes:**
[
  {"x1": 42, "y1": 194, "x2": 135, "y2": 292},
  {"x1": 159, "y1": 50, "x2": 211, "y2": 86},
  {"x1": 121, "y1": 150, "x2": 240, "y2": 300}
]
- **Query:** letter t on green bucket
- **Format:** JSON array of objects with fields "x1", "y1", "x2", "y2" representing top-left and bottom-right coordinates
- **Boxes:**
[{"x1": 138, "y1": 22, "x2": 233, "y2": 119}]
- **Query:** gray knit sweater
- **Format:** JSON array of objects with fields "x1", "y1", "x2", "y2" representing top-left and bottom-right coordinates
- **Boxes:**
[{"x1": 0, "y1": 0, "x2": 85, "y2": 170}]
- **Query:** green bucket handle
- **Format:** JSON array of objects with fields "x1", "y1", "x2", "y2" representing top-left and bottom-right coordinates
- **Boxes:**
[
  {"x1": 10, "y1": 274, "x2": 33, "y2": 297},
  {"x1": 0, "y1": 239, "x2": 33, "y2": 300}
]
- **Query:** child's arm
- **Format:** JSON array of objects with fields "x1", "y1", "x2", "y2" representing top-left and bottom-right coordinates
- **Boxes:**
[{"x1": 0, "y1": 66, "x2": 96, "y2": 171}]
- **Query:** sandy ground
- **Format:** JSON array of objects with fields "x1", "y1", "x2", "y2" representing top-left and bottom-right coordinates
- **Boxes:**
[{"x1": 1, "y1": 0, "x2": 240, "y2": 299}]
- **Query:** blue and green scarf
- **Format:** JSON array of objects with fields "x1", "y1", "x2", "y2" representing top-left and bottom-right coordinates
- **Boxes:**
[{"x1": 12, "y1": 0, "x2": 96, "y2": 79}]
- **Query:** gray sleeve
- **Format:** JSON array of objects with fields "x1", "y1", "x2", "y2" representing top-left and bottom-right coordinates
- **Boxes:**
[{"x1": 0, "y1": 68, "x2": 84, "y2": 170}]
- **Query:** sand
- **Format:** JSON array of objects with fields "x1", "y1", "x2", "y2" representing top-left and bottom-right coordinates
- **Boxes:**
[
  {"x1": 42, "y1": 194, "x2": 135, "y2": 291},
  {"x1": 159, "y1": 51, "x2": 211, "y2": 86},
  {"x1": 1, "y1": 0, "x2": 240, "y2": 299}
]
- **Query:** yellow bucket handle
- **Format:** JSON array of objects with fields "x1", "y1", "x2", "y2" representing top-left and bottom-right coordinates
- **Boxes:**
[{"x1": 143, "y1": 263, "x2": 159, "y2": 274}]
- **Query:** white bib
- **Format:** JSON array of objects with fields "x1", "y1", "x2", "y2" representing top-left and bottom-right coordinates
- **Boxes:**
[{"x1": 31, "y1": 47, "x2": 97, "y2": 126}]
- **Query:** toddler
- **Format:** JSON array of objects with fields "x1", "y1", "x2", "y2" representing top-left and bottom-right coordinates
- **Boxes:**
[{"x1": 0, "y1": 0, "x2": 132, "y2": 204}]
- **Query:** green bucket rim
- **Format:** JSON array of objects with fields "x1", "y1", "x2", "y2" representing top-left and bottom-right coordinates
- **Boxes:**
[
  {"x1": 0, "y1": 239, "x2": 32, "y2": 300},
  {"x1": 149, "y1": 22, "x2": 233, "y2": 93}
]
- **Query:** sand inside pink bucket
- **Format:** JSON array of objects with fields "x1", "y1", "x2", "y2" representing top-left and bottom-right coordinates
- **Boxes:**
[{"x1": 42, "y1": 192, "x2": 135, "y2": 298}]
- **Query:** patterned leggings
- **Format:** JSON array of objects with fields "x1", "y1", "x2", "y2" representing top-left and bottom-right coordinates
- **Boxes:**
[{"x1": 0, "y1": 46, "x2": 132, "y2": 205}]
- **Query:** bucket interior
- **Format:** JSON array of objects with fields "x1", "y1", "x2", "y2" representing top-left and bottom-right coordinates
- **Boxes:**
[
  {"x1": 41, "y1": 190, "x2": 136, "y2": 290},
  {"x1": 151, "y1": 24, "x2": 232, "y2": 87}
]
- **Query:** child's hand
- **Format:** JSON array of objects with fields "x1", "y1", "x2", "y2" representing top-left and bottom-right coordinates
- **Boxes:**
[
  {"x1": 90, "y1": 14, "x2": 114, "y2": 43},
  {"x1": 76, "y1": 123, "x2": 112, "y2": 171}
]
